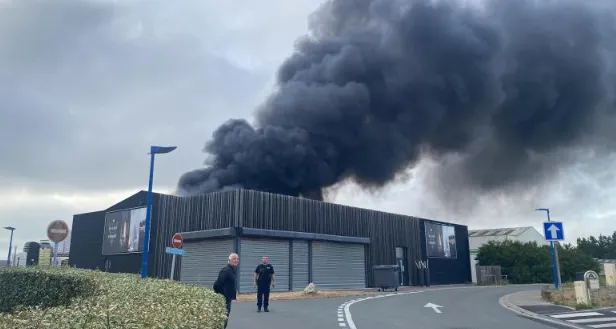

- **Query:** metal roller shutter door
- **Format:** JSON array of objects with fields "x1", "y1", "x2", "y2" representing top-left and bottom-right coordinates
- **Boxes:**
[
  {"x1": 312, "y1": 241, "x2": 366, "y2": 289},
  {"x1": 239, "y1": 238, "x2": 290, "y2": 293},
  {"x1": 292, "y1": 240, "x2": 309, "y2": 290},
  {"x1": 180, "y1": 238, "x2": 234, "y2": 288}
]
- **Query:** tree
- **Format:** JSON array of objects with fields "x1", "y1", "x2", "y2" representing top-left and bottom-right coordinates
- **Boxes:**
[
  {"x1": 476, "y1": 240, "x2": 599, "y2": 284},
  {"x1": 576, "y1": 232, "x2": 616, "y2": 259},
  {"x1": 558, "y1": 243, "x2": 601, "y2": 281}
]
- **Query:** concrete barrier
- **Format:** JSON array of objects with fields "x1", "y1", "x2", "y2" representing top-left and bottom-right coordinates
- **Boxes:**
[
  {"x1": 574, "y1": 280, "x2": 590, "y2": 305},
  {"x1": 604, "y1": 263, "x2": 616, "y2": 287}
]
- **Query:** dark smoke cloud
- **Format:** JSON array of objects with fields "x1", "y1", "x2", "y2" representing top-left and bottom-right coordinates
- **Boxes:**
[{"x1": 177, "y1": 0, "x2": 616, "y2": 201}]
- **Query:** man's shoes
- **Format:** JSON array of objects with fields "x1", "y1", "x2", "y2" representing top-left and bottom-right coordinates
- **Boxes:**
[
  {"x1": 257, "y1": 307, "x2": 261, "y2": 313},
  {"x1": 264, "y1": 308, "x2": 269, "y2": 312}
]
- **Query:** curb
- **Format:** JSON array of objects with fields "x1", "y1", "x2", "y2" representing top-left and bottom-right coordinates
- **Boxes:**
[{"x1": 498, "y1": 291, "x2": 586, "y2": 329}]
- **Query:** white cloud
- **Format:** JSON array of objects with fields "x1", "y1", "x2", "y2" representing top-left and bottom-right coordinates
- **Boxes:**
[
  {"x1": 0, "y1": 0, "x2": 320, "y2": 253},
  {"x1": 0, "y1": 188, "x2": 135, "y2": 256},
  {"x1": 332, "y1": 155, "x2": 616, "y2": 245}
]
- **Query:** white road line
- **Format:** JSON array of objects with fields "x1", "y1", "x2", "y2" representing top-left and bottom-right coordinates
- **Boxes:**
[
  {"x1": 551, "y1": 312, "x2": 603, "y2": 319},
  {"x1": 590, "y1": 324, "x2": 616, "y2": 328},
  {"x1": 340, "y1": 292, "x2": 422, "y2": 329},
  {"x1": 570, "y1": 317, "x2": 616, "y2": 324}
]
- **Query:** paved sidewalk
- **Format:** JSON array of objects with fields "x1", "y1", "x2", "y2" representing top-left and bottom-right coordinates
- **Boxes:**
[
  {"x1": 504, "y1": 289, "x2": 574, "y2": 314},
  {"x1": 499, "y1": 288, "x2": 593, "y2": 329}
]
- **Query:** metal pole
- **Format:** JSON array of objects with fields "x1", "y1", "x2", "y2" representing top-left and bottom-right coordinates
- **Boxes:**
[
  {"x1": 170, "y1": 254, "x2": 177, "y2": 280},
  {"x1": 53, "y1": 242, "x2": 58, "y2": 267},
  {"x1": 11, "y1": 245, "x2": 17, "y2": 266},
  {"x1": 7, "y1": 229, "x2": 14, "y2": 266},
  {"x1": 141, "y1": 150, "x2": 156, "y2": 279},
  {"x1": 546, "y1": 210, "x2": 563, "y2": 289}
]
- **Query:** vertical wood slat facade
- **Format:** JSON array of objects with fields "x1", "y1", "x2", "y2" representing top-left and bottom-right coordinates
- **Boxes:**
[
  {"x1": 71, "y1": 188, "x2": 471, "y2": 286},
  {"x1": 236, "y1": 189, "x2": 425, "y2": 286}
]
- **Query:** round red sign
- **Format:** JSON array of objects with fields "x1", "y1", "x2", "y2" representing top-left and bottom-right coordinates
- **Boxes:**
[
  {"x1": 47, "y1": 220, "x2": 69, "y2": 243},
  {"x1": 172, "y1": 233, "x2": 183, "y2": 249}
]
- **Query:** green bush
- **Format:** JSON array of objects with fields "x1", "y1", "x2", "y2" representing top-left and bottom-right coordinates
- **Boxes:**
[
  {"x1": 476, "y1": 240, "x2": 601, "y2": 284},
  {"x1": 0, "y1": 267, "x2": 98, "y2": 313},
  {"x1": 0, "y1": 267, "x2": 227, "y2": 329}
]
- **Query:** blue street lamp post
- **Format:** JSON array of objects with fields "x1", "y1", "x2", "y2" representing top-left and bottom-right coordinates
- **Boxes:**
[
  {"x1": 140, "y1": 145, "x2": 177, "y2": 279},
  {"x1": 4, "y1": 226, "x2": 15, "y2": 267},
  {"x1": 536, "y1": 208, "x2": 562, "y2": 289}
]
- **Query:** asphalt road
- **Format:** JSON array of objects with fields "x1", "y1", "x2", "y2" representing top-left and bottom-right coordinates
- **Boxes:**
[
  {"x1": 347, "y1": 285, "x2": 566, "y2": 329},
  {"x1": 226, "y1": 285, "x2": 569, "y2": 329},
  {"x1": 227, "y1": 295, "x2": 351, "y2": 329}
]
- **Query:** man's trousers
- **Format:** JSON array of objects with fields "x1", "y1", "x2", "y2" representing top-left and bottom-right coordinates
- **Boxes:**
[
  {"x1": 256, "y1": 283, "x2": 271, "y2": 310},
  {"x1": 224, "y1": 299, "x2": 232, "y2": 328}
]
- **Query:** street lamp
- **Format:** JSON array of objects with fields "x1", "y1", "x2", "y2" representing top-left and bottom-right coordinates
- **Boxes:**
[
  {"x1": 140, "y1": 145, "x2": 177, "y2": 279},
  {"x1": 4, "y1": 226, "x2": 15, "y2": 267},
  {"x1": 535, "y1": 208, "x2": 562, "y2": 289}
]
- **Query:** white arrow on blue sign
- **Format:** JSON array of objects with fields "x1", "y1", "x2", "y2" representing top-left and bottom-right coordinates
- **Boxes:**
[
  {"x1": 543, "y1": 221, "x2": 564, "y2": 241},
  {"x1": 165, "y1": 247, "x2": 186, "y2": 256}
]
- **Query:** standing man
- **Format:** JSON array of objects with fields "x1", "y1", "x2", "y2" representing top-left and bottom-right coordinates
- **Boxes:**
[
  {"x1": 254, "y1": 256, "x2": 275, "y2": 312},
  {"x1": 214, "y1": 253, "x2": 239, "y2": 328}
]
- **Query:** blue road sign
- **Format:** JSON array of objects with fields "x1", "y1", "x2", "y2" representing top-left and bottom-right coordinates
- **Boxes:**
[
  {"x1": 543, "y1": 221, "x2": 564, "y2": 241},
  {"x1": 165, "y1": 247, "x2": 186, "y2": 256}
]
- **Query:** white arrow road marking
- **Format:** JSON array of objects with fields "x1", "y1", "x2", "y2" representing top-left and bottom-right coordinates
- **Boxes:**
[
  {"x1": 547, "y1": 224, "x2": 560, "y2": 239},
  {"x1": 424, "y1": 302, "x2": 443, "y2": 314}
]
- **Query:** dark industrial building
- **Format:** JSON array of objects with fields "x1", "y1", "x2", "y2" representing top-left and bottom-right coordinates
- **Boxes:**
[{"x1": 69, "y1": 189, "x2": 471, "y2": 291}]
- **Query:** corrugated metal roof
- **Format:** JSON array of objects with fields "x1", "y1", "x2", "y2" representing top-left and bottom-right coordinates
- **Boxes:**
[{"x1": 468, "y1": 226, "x2": 532, "y2": 237}]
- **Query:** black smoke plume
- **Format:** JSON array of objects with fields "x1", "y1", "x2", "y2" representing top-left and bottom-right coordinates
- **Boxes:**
[{"x1": 177, "y1": 0, "x2": 616, "y2": 201}]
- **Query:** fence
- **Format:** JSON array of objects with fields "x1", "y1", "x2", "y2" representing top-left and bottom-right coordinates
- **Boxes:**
[{"x1": 476, "y1": 265, "x2": 508, "y2": 285}]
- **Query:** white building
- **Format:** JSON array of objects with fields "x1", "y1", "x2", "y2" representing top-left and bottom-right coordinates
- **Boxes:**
[
  {"x1": 13, "y1": 251, "x2": 27, "y2": 267},
  {"x1": 468, "y1": 226, "x2": 547, "y2": 283}
]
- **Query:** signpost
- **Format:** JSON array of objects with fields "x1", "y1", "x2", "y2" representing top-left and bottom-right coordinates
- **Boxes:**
[
  {"x1": 172, "y1": 233, "x2": 183, "y2": 249},
  {"x1": 47, "y1": 220, "x2": 69, "y2": 268},
  {"x1": 584, "y1": 270, "x2": 600, "y2": 291},
  {"x1": 543, "y1": 221, "x2": 564, "y2": 241},
  {"x1": 537, "y1": 208, "x2": 563, "y2": 290},
  {"x1": 166, "y1": 233, "x2": 185, "y2": 280}
]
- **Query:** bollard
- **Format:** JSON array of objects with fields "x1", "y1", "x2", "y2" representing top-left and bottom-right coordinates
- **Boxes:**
[
  {"x1": 604, "y1": 264, "x2": 616, "y2": 287},
  {"x1": 574, "y1": 281, "x2": 590, "y2": 305}
]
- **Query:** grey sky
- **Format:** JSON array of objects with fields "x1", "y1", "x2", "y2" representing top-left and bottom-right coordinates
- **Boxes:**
[{"x1": 1, "y1": 0, "x2": 615, "y2": 257}]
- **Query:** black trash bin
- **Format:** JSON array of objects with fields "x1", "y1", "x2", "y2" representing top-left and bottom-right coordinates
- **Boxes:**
[{"x1": 373, "y1": 265, "x2": 400, "y2": 292}]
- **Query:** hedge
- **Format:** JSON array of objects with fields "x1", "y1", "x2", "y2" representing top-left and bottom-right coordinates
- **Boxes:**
[{"x1": 0, "y1": 267, "x2": 227, "y2": 329}]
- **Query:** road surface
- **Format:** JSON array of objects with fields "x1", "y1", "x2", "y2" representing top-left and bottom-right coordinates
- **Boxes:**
[
  {"x1": 227, "y1": 285, "x2": 577, "y2": 329},
  {"x1": 345, "y1": 285, "x2": 568, "y2": 329}
]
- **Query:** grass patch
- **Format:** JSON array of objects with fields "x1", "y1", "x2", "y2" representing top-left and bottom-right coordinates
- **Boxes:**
[
  {"x1": 575, "y1": 302, "x2": 594, "y2": 310},
  {"x1": 0, "y1": 267, "x2": 227, "y2": 329}
]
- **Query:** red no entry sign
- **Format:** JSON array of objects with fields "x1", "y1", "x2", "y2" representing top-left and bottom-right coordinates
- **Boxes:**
[
  {"x1": 172, "y1": 233, "x2": 183, "y2": 249},
  {"x1": 47, "y1": 220, "x2": 69, "y2": 243}
]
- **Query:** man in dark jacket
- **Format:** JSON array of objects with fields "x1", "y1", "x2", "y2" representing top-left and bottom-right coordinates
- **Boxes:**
[
  {"x1": 253, "y1": 256, "x2": 275, "y2": 312},
  {"x1": 213, "y1": 253, "x2": 239, "y2": 329}
]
